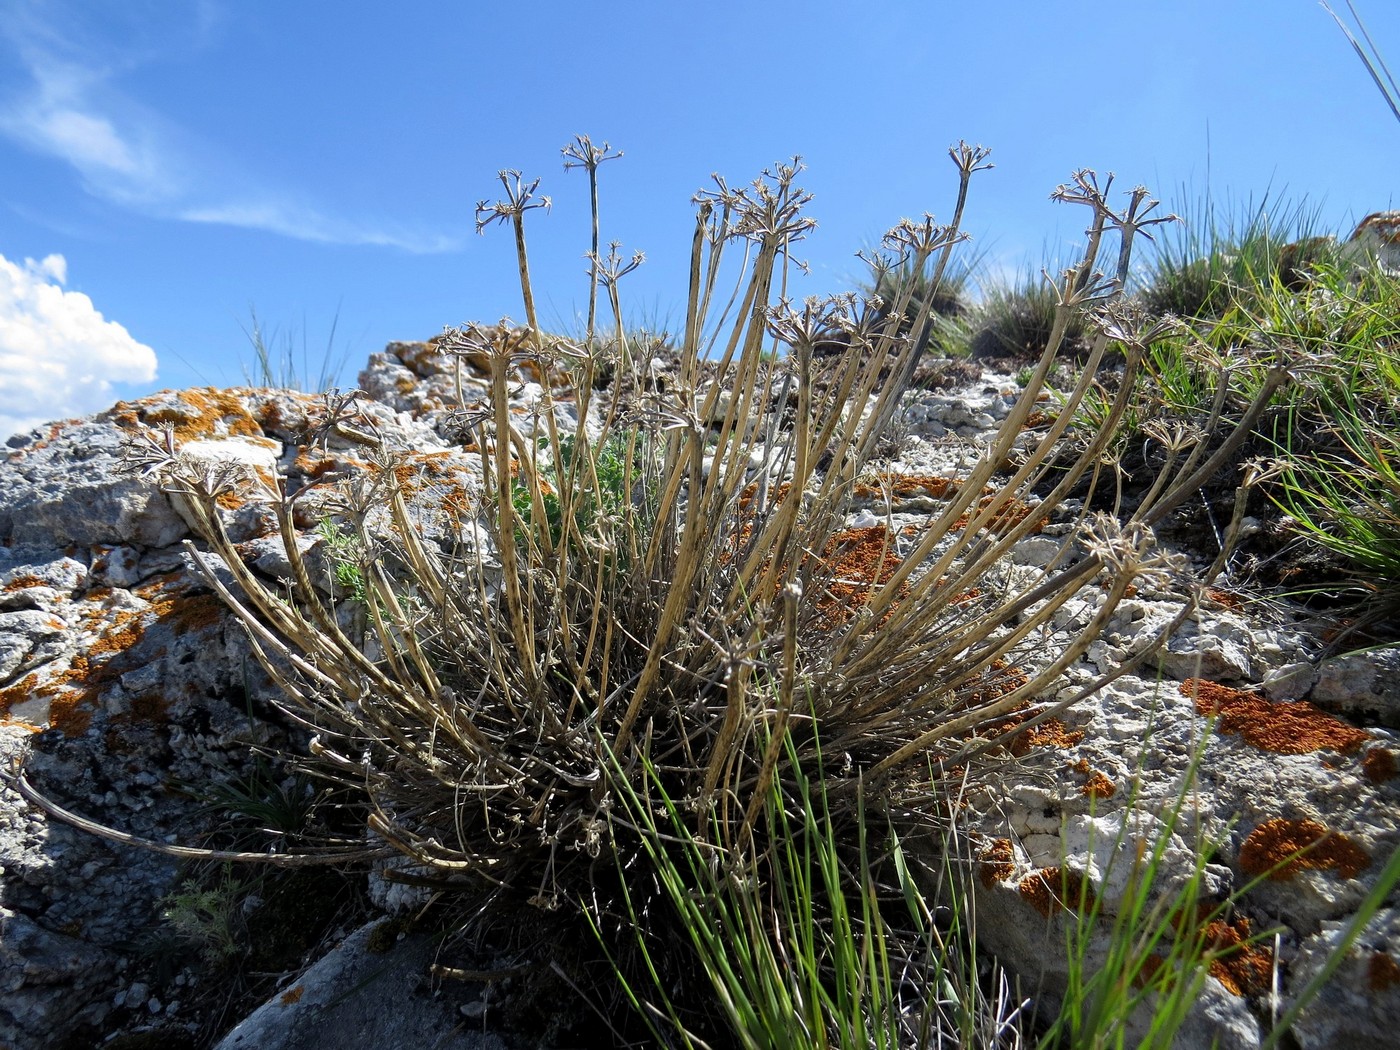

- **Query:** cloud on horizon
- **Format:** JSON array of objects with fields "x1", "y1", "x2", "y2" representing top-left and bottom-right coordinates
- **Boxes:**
[
  {"x1": 0, "y1": 251, "x2": 158, "y2": 440},
  {"x1": 0, "y1": 2, "x2": 460, "y2": 254}
]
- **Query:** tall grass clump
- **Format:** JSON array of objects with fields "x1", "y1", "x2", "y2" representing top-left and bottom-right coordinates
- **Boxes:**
[
  {"x1": 968, "y1": 267, "x2": 1094, "y2": 361},
  {"x1": 238, "y1": 306, "x2": 351, "y2": 393},
  {"x1": 1119, "y1": 236, "x2": 1400, "y2": 635},
  {"x1": 19, "y1": 144, "x2": 1299, "y2": 1043},
  {"x1": 1135, "y1": 192, "x2": 1338, "y2": 323}
]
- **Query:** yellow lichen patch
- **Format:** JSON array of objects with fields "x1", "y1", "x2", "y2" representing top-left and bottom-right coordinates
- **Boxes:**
[
  {"x1": 1017, "y1": 867, "x2": 1095, "y2": 919},
  {"x1": 1369, "y1": 952, "x2": 1400, "y2": 991},
  {"x1": 978, "y1": 838, "x2": 1016, "y2": 888},
  {"x1": 0, "y1": 672, "x2": 41, "y2": 720},
  {"x1": 1070, "y1": 757, "x2": 1117, "y2": 799},
  {"x1": 253, "y1": 391, "x2": 318, "y2": 434},
  {"x1": 108, "y1": 388, "x2": 266, "y2": 442},
  {"x1": 44, "y1": 658, "x2": 96, "y2": 737},
  {"x1": 1239, "y1": 818, "x2": 1371, "y2": 881},
  {"x1": 1363, "y1": 748, "x2": 1398, "y2": 784},
  {"x1": 136, "y1": 575, "x2": 227, "y2": 635},
  {"x1": 1202, "y1": 917, "x2": 1274, "y2": 997},
  {"x1": 279, "y1": 986, "x2": 305, "y2": 1006},
  {"x1": 1, "y1": 579, "x2": 222, "y2": 735},
  {"x1": 373, "y1": 451, "x2": 478, "y2": 518},
  {"x1": 1182, "y1": 679, "x2": 1370, "y2": 755},
  {"x1": 2, "y1": 574, "x2": 46, "y2": 593}
]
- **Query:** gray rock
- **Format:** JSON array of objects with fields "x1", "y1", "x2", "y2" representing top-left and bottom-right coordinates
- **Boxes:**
[
  {"x1": 1155, "y1": 613, "x2": 1256, "y2": 682},
  {"x1": 1311, "y1": 645, "x2": 1400, "y2": 728},
  {"x1": 0, "y1": 420, "x2": 188, "y2": 549},
  {"x1": 214, "y1": 922, "x2": 508, "y2": 1050},
  {"x1": 1289, "y1": 906, "x2": 1400, "y2": 1049},
  {"x1": 0, "y1": 907, "x2": 121, "y2": 1048}
]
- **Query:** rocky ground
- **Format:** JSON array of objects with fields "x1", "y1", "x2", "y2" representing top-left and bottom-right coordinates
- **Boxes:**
[{"x1": 1, "y1": 338, "x2": 1397, "y2": 1049}]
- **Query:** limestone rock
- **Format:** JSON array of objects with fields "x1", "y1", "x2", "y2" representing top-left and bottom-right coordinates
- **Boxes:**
[
  {"x1": 1288, "y1": 906, "x2": 1400, "y2": 1049},
  {"x1": 214, "y1": 922, "x2": 507, "y2": 1050},
  {"x1": 1310, "y1": 644, "x2": 1400, "y2": 728},
  {"x1": 1348, "y1": 211, "x2": 1400, "y2": 274}
]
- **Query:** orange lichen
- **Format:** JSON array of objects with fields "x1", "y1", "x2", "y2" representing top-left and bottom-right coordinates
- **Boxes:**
[
  {"x1": 2, "y1": 574, "x2": 45, "y2": 592},
  {"x1": 852, "y1": 473, "x2": 962, "y2": 501},
  {"x1": 978, "y1": 838, "x2": 1016, "y2": 888},
  {"x1": 1204, "y1": 587, "x2": 1245, "y2": 611},
  {"x1": 1363, "y1": 748, "x2": 1398, "y2": 784},
  {"x1": 0, "y1": 672, "x2": 41, "y2": 719},
  {"x1": 1183, "y1": 679, "x2": 1370, "y2": 755},
  {"x1": 109, "y1": 388, "x2": 266, "y2": 442},
  {"x1": 1, "y1": 578, "x2": 222, "y2": 735},
  {"x1": 1017, "y1": 718, "x2": 1084, "y2": 754},
  {"x1": 1203, "y1": 917, "x2": 1274, "y2": 996},
  {"x1": 1017, "y1": 867, "x2": 1096, "y2": 919},
  {"x1": 812, "y1": 526, "x2": 909, "y2": 627},
  {"x1": 279, "y1": 985, "x2": 305, "y2": 1006},
  {"x1": 953, "y1": 493, "x2": 1048, "y2": 535},
  {"x1": 1369, "y1": 952, "x2": 1400, "y2": 991},
  {"x1": 1239, "y1": 818, "x2": 1371, "y2": 881},
  {"x1": 1070, "y1": 757, "x2": 1117, "y2": 799}
]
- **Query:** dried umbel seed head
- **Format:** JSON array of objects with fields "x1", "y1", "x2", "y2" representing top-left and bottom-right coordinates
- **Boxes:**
[
  {"x1": 1078, "y1": 512, "x2": 1182, "y2": 588},
  {"x1": 882, "y1": 214, "x2": 966, "y2": 263},
  {"x1": 764, "y1": 294, "x2": 862, "y2": 353},
  {"x1": 697, "y1": 158, "x2": 817, "y2": 247},
  {"x1": 560, "y1": 134, "x2": 623, "y2": 173},
  {"x1": 592, "y1": 242, "x2": 645, "y2": 290},
  {"x1": 1140, "y1": 419, "x2": 1204, "y2": 454},
  {"x1": 474, "y1": 170, "x2": 551, "y2": 233},
  {"x1": 1089, "y1": 301, "x2": 1180, "y2": 352}
]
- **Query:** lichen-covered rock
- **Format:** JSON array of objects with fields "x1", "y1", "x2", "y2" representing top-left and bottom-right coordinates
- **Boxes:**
[
  {"x1": 2, "y1": 420, "x2": 188, "y2": 548},
  {"x1": 3, "y1": 347, "x2": 1397, "y2": 1048},
  {"x1": 1348, "y1": 211, "x2": 1400, "y2": 274},
  {"x1": 1289, "y1": 906, "x2": 1400, "y2": 1049}
]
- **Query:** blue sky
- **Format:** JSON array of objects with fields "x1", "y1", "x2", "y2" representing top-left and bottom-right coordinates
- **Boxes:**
[{"x1": 2, "y1": 0, "x2": 1398, "y2": 439}]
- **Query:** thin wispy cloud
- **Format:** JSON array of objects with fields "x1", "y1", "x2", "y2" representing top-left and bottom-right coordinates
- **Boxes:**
[
  {"x1": 0, "y1": 251, "x2": 158, "y2": 440},
  {"x1": 0, "y1": 54, "x2": 180, "y2": 208},
  {"x1": 0, "y1": 1, "x2": 460, "y2": 253},
  {"x1": 179, "y1": 204, "x2": 464, "y2": 254}
]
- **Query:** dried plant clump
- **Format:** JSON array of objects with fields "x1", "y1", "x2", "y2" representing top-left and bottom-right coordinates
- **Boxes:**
[{"x1": 13, "y1": 145, "x2": 1295, "y2": 1042}]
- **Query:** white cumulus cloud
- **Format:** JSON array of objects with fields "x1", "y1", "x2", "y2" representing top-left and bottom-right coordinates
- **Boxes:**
[{"x1": 0, "y1": 251, "x2": 158, "y2": 440}]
